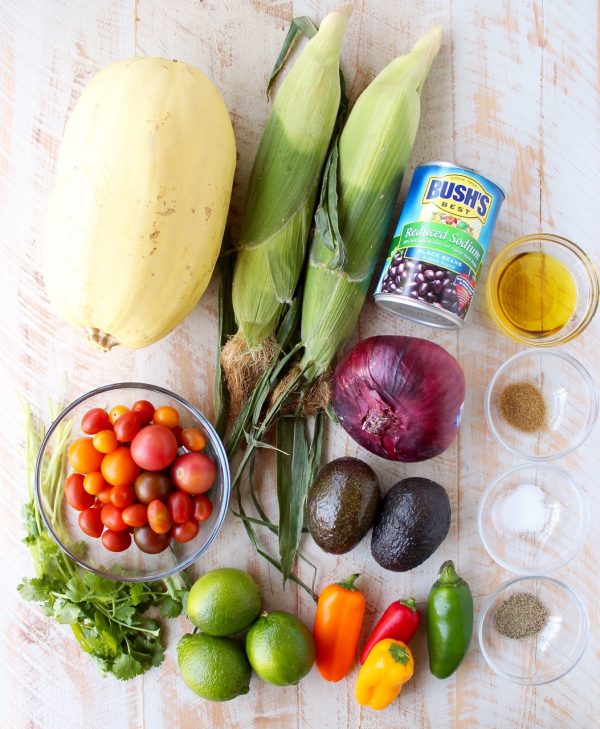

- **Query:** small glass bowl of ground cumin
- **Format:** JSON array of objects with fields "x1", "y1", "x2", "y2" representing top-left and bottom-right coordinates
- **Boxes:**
[
  {"x1": 478, "y1": 575, "x2": 589, "y2": 684},
  {"x1": 485, "y1": 349, "x2": 598, "y2": 460}
]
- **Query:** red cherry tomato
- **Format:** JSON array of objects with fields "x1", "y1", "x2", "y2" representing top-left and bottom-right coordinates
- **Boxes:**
[
  {"x1": 78, "y1": 507, "x2": 104, "y2": 537},
  {"x1": 93, "y1": 429, "x2": 118, "y2": 454},
  {"x1": 110, "y1": 484, "x2": 135, "y2": 509},
  {"x1": 153, "y1": 406, "x2": 179, "y2": 429},
  {"x1": 133, "y1": 525, "x2": 171, "y2": 554},
  {"x1": 101, "y1": 447, "x2": 141, "y2": 487},
  {"x1": 96, "y1": 487, "x2": 112, "y2": 505},
  {"x1": 171, "y1": 453, "x2": 216, "y2": 494},
  {"x1": 181, "y1": 427, "x2": 206, "y2": 452},
  {"x1": 83, "y1": 471, "x2": 107, "y2": 495},
  {"x1": 122, "y1": 503, "x2": 149, "y2": 528},
  {"x1": 173, "y1": 520, "x2": 199, "y2": 543},
  {"x1": 101, "y1": 529, "x2": 131, "y2": 552},
  {"x1": 101, "y1": 504, "x2": 128, "y2": 532},
  {"x1": 68, "y1": 438, "x2": 104, "y2": 474},
  {"x1": 81, "y1": 408, "x2": 111, "y2": 435},
  {"x1": 130, "y1": 425, "x2": 178, "y2": 471},
  {"x1": 109, "y1": 405, "x2": 129, "y2": 425},
  {"x1": 64, "y1": 473, "x2": 95, "y2": 511},
  {"x1": 113, "y1": 411, "x2": 142, "y2": 442},
  {"x1": 171, "y1": 425, "x2": 184, "y2": 446},
  {"x1": 147, "y1": 499, "x2": 172, "y2": 534},
  {"x1": 132, "y1": 400, "x2": 155, "y2": 425},
  {"x1": 192, "y1": 494, "x2": 213, "y2": 522},
  {"x1": 167, "y1": 491, "x2": 192, "y2": 524}
]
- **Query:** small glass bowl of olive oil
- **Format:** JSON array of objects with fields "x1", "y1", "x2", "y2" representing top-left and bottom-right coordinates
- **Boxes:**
[{"x1": 487, "y1": 234, "x2": 599, "y2": 346}]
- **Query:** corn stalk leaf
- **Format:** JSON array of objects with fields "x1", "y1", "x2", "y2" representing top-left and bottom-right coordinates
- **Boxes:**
[
  {"x1": 267, "y1": 17, "x2": 318, "y2": 98},
  {"x1": 313, "y1": 139, "x2": 345, "y2": 270},
  {"x1": 276, "y1": 410, "x2": 324, "y2": 583}
]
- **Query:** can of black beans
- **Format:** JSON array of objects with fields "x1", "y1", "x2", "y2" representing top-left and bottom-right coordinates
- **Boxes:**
[{"x1": 374, "y1": 162, "x2": 504, "y2": 328}]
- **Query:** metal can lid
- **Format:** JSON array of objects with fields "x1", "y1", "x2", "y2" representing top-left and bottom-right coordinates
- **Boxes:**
[
  {"x1": 374, "y1": 293, "x2": 464, "y2": 330},
  {"x1": 416, "y1": 161, "x2": 506, "y2": 200}
]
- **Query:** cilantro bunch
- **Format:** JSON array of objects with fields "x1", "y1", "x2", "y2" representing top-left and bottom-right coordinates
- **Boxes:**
[{"x1": 18, "y1": 404, "x2": 189, "y2": 680}]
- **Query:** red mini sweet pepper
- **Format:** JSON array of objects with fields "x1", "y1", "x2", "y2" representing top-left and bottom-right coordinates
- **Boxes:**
[{"x1": 359, "y1": 597, "x2": 421, "y2": 664}]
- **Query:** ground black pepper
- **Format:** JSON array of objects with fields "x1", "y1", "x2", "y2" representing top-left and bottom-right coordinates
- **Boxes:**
[
  {"x1": 493, "y1": 592, "x2": 548, "y2": 639},
  {"x1": 499, "y1": 382, "x2": 546, "y2": 432}
]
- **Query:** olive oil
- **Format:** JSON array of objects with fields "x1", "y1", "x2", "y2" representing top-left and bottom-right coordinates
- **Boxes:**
[{"x1": 493, "y1": 252, "x2": 577, "y2": 338}]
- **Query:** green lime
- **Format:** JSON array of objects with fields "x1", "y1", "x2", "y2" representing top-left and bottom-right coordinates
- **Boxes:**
[
  {"x1": 177, "y1": 632, "x2": 251, "y2": 702},
  {"x1": 187, "y1": 567, "x2": 261, "y2": 636},
  {"x1": 245, "y1": 611, "x2": 315, "y2": 686}
]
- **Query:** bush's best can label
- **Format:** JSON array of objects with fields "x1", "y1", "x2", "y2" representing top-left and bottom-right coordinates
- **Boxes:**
[{"x1": 374, "y1": 162, "x2": 504, "y2": 328}]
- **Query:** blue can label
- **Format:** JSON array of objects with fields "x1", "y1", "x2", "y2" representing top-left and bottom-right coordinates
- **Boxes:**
[{"x1": 375, "y1": 163, "x2": 504, "y2": 323}]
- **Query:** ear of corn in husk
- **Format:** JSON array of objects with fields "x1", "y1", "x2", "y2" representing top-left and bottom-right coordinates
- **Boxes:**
[
  {"x1": 230, "y1": 7, "x2": 352, "y2": 349},
  {"x1": 299, "y1": 27, "x2": 443, "y2": 380}
]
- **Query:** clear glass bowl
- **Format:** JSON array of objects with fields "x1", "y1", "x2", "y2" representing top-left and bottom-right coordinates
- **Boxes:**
[
  {"x1": 478, "y1": 464, "x2": 589, "y2": 574},
  {"x1": 35, "y1": 383, "x2": 230, "y2": 582},
  {"x1": 478, "y1": 576, "x2": 589, "y2": 685},
  {"x1": 485, "y1": 349, "x2": 598, "y2": 460},
  {"x1": 486, "y1": 233, "x2": 599, "y2": 346}
]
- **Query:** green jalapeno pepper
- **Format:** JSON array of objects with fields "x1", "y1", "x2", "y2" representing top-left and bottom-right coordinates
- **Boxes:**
[{"x1": 427, "y1": 560, "x2": 473, "y2": 679}]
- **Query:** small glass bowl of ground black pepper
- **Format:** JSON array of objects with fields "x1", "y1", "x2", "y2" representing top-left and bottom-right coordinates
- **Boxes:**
[
  {"x1": 478, "y1": 575, "x2": 589, "y2": 684},
  {"x1": 485, "y1": 349, "x2": 598, "y2": 460}
]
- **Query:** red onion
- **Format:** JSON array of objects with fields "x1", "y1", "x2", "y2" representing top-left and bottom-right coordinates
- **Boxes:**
[{"x1": 331, "y1": 336, "x2": 465, "y2": 462}]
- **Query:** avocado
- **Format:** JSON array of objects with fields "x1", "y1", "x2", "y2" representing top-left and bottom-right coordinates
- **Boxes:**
[
  {"x1": 307, "y1": 457, "x2": 381, "y2": 554},
  {"x1": 371, "y1": 477, "x2": 451, "y2": 571}
]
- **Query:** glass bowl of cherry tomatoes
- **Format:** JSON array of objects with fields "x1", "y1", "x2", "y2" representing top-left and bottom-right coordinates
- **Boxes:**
[{"x1": 35, "y1": 383, "x2": 230, "y2": 582}]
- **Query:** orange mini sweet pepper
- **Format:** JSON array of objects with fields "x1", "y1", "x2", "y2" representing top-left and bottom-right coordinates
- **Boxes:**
[
  {"x1": 313, "y1": 574, "x2": 365, "y2": 682},
  {"x1": 355, "y1": 639, "x2": 414, "y2": 710}
]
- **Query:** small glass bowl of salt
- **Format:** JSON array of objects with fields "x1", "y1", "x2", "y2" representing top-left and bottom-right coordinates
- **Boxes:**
[{"x1": 478, "y1": 463, "x2": 589, "y2": 574}]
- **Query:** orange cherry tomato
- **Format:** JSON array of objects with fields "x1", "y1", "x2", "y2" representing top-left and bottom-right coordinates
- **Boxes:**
[
  {"x1": 83, "y1": 471, "x2": 107, "y2": 495},
  {"x1": 101, "y1": 529, "x2": 131, "y2": 552},
  {"x1": 101, "y1": 447, "x2": 141, "y2": 487},
  {"x1": 96, "y1": 487, "x2": 113, "y2": 505},
  {"x1": 181, "y1": 427, "x2": 206, "y2": 452},
  {"x1": 109, "y1": 405, "x2": 129, "y2": 425},
  {"x1": 68, "y1": 438, "x2": 104, "y2": 474},
  {"x1": 122, "y1": 503, "x2": 148, "y2": 528},
  {"x1": 81, "y1": 408, "x2": 111, "y2": 435},
  {"x1": 93, "y1": 429, "x2": 118, "y2": 454},
  {"x1": 153, "y1": 406, "x2": 179, "y2": 429},
  {"x1": 64, "y1": 473, "x2": 95, "y2": 510},
  {"x1": 147, "y1": 499, "x2": 172, "y2": 534},
  {"x1": 173, "y1": 520, "x2": 199, "y2": 543},
  {"x1": 132, "y1": 400, "x2": 155, "y2": 425},
  {"x1": 110, "y1": 484, "x2": 136, "y2": 509}
]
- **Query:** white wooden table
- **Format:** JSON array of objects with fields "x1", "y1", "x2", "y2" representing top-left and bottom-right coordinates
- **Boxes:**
[{"x1": 2, "y1": 2, "x2": 599, "y2": 727}]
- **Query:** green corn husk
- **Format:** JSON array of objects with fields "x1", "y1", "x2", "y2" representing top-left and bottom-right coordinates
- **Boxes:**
[
  {"x1": 299, "y1": 27, "x2": 443, "y2": 379},
  {"x1": 231, "y1": 7, "x2": 351, "y2": 348}
]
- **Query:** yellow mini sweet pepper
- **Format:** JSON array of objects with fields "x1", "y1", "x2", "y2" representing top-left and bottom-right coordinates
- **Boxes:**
[{"x1": 355, "y1": 639, "x2": 414, "y2": 710}]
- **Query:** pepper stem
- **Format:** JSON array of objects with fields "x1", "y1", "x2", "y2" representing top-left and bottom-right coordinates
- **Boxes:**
[
  {"x1": 437, "y1": 560, "x2": 459, "y2": 585},
  {"x1": 337, "y1": 573, "x2": 360, "y2": 591},
  {"x1": 399, "y1": 596, "x2": 417, "y2": 611}
]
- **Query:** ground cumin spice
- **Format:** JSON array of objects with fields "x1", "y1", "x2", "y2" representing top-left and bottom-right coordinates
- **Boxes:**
[{"x1": 499, "y1": 382, "x2": 546, "y2": 432}]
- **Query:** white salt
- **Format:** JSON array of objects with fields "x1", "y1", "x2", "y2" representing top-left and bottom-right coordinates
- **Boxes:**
[{"x1": 498, "y1": 483, "x2": 550, "y2": 534}]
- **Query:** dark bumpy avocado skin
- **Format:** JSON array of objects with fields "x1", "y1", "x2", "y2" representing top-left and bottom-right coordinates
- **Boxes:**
[
  {"x1": 308, "y1": 457, "x2": 381, "y2": 555},
  {"x1": 371, "y1": 477, "x2": 451, "y2": 571}
]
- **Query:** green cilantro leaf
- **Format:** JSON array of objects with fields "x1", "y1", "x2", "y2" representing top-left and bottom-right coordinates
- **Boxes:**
[{"x1": 112, "y1": 654, "x2": 144, "y2": 681}]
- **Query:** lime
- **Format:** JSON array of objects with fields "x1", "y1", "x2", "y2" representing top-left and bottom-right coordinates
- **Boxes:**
[
  {"x1": 177, "y1": 632, "x2": 251, "y2": 702},
  {"x1": 245, "y1": 611, "x2": 315, "y2": 686},
  {"x1": 187, "y1": 567, "x2": 261, "y2": 636}
]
